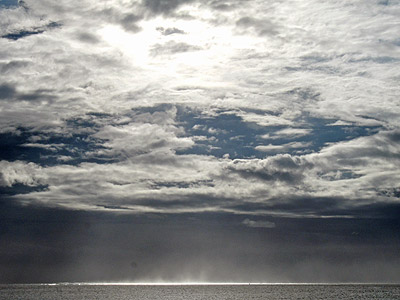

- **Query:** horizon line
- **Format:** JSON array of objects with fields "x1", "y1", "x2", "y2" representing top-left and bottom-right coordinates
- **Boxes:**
[{"x1": 13, "y1": 282, "x2": 400, "y2": 286}]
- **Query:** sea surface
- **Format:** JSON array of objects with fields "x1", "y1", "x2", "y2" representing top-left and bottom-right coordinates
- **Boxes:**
[{"x1": 1, "y1": 283, "x2": 400, "y2": 299}]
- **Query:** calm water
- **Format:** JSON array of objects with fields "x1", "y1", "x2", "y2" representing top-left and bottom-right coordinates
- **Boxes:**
[{"x1": 1, "y1": 284, "x2": 400, "y2": 299}]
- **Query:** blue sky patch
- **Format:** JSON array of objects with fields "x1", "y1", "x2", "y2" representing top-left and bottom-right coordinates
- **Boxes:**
[
  {"x1": 1, "y1": 22, "x2": 61, "y2": 41},
  {"x1": 2, "y1": 30, "x2": 44, "y2": 40},
  {"x1": 0, "y1": 125, "x2": 110, "y2": 167},
  {"x1": 0, "y1": 0, "x2": 18, "y2": 8},
  {"x1": 176, "y1": 107, "x2": 381, "y2": 159},
  {"x1": 0, "y1": 183, "x2": 48, "y2": 196},
  {"x1": 0, "y1": 106, "x2": 382, "y2": 168}
]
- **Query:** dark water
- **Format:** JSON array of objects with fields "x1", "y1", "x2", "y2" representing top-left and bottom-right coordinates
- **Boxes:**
[{"x1": 1, "y1": 284, "x2": 400, "y2": 299}]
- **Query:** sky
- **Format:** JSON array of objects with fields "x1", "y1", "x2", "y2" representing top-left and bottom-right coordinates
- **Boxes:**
[{"x1": 0, "y1": 0, "x2": 400, "y2": 283}]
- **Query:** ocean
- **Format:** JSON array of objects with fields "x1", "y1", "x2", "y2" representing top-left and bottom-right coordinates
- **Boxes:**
[{"x1": 1, "y1": 283, "x2": 400, "y2": 299}]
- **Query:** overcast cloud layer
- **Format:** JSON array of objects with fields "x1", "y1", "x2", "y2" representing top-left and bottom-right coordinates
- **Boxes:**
[{"x1": 1, "y1": 0, "x2": 400, "y2": 283}]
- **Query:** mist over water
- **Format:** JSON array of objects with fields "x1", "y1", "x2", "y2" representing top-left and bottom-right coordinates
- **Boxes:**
[{"x1": 1, "y1": 206, "x2": 399, "y2": 284}]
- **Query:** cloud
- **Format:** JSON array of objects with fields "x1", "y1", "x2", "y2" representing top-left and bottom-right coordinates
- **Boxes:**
[
  {"x1": 92, "y1": 122, "x2": 194, "y2": 158},
  {"x1": 0, "y1": 160, "x2": 42, "y2": 187},
  {"x1": 242, "y1": 218, "x2": 275, "y2": 228},
  {"x1": 119, "y1": 13, "x2": 142, "y2": 32},
  {"x1": 2, "y1": 110, "x2": 399, "y2": 218},
  {"x1": 255, "y1": 142, "x2": 312, "y2": 153},
  {"x1": 142, "y1": 0, "x2": 195, "y2": 15},
  {"x1": 208, "y1": 1, "x2": 236, "y2": 11},
  {"x1": 156, "y1": 26, "x2": 186, "y2": 35},
  {"x1": 260, "y1": 128, "x2": 313, "y2": 139},
  {"x1": 0, "y1": 83, "x2": 16, "y2": 99},
  {"x1": 235, "y1": 16, "x2": 279, "y2": 36},
  {"x1": 74, "y1": 31, "x2": 100, "y2": 44},
  {"x1": 0, "y1": 60, "x2": 30, "y2": 74},
  {"x1": 0, "y1": 0, "x2": 399, "y2": 221},
  {"x1": 226, "y1": 154, "x2": 312, "y2": 184},
  {"x1": 150, "y1": 40, "x2": 202, "y2": 56},
  {"x1": 0, "y1": 82, "x2": 57, "y2": 103}
]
